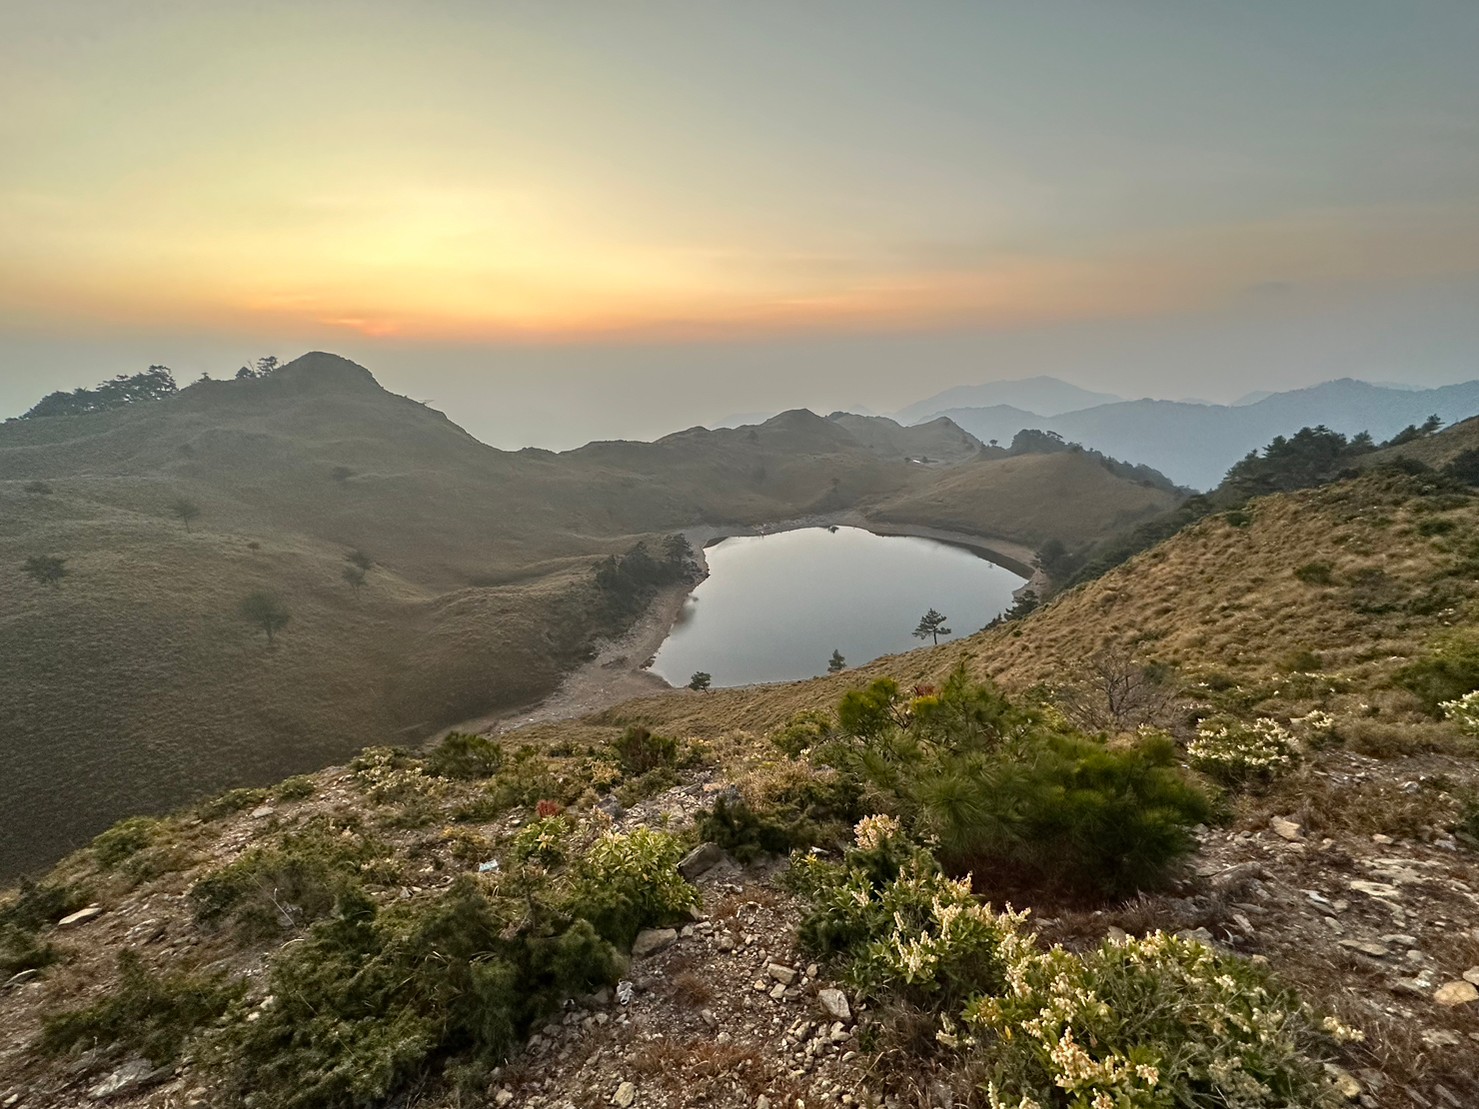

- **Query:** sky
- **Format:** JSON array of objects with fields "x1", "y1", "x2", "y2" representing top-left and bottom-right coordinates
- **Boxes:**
[{"x1": 3, "y1": 1, "x2": 1478, "y2": 447}]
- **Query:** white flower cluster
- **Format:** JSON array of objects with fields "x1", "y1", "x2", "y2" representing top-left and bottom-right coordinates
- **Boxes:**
[
  {"x1": 352, "y1": 746, "x2": 446, "y2": 804},
  {"x1": 1293, "y1": 709, "x2": 1336, "y2": 732},
  {"x1": 853, "y1": 813, "x2": 903, "y2": 853},
  {"x1": 1188, "y1": 717, "x2": 1297, "y2": 782},
  {"x1": 969, "y1": 929, "x2": 1344, "y2": 1108},
  {"x1": 1439, "y1": 690, "x2": 1479, "y2": 737}
]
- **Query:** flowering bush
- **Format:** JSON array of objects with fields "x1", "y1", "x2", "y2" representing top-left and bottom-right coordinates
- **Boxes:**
[
  {"x1": 964, "y1": 930, "x2": 1354, "y2": 1109},
  {"x1": 507, "y1": 815, "x2": 571, "y2": 867},
  {"x1": 1439, "y1": 690, "x2": 1479, "y2": 737},
  {"x1": 350, "y1": 746, "x2": 446, "y2": 804},
  {"x1": 794, "y1": 823, "x2": 1351, "y2": 1109},
  {"x1": 792, "y1": 818, "x2": 1026, "y2": 1007},
  {"x1": 563, "y1": 826, "x2": 696, "y2": 946},
  {"x1": 1188, "y1": 717, "x2": 1297, "y2": 785}
]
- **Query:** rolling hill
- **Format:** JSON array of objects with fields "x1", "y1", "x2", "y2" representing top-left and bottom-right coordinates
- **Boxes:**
[{"x1": 0, "y1": 353, "x2": 1181, "y2": 877}]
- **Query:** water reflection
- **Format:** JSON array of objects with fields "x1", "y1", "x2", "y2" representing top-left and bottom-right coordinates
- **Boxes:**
[{"x1": 649, "y1": 526, "x2": 1025, "y2": 688}]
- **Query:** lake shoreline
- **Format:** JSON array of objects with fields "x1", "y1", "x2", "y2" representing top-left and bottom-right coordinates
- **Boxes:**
[{"x1": 453, "y1": 518, "x2": 1038, "y2": 739}]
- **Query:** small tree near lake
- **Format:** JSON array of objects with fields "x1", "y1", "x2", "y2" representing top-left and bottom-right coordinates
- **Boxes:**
[
  {"x1": 240, "y1": 591, "x2": 291, "y2": 645},
  {"x1": 913, "y1": 608, "x2": 951, "y2": 645},
  {"x1": 828, "y1": 649, "x2": 846, "y2": 673},
  {"x1": 171, "y1": 497, "x2": 201, "y2": 532},
  {"x1": 688, "y1": 672, "x2": 712, "y2": 693},
  {"x1": 343, "y1": 565, "x2": 366, "y2": 597}
]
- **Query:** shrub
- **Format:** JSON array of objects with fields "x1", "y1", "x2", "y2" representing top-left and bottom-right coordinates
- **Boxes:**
[
  {"x1": 1188, "y1": 717, "x2": 1297, "y2": 786},
  {"x1": 190, "y1": 823, "x2": 386, "y2": 938},
  {"x1": 274, "y1": 775, "x2": 317, "y2": 801},
  {"x1": 563, "y1": 827, "x2": 697, "y2": 947},
  {"x1": 0, "y1": 878, "x2": 91, "y2": 934},
  {"x1": 425, "y1": 731, "x2": 504, "y2": 779},
  {"x1": 1440, "y1": 690, "x2": 1479, "y2": 737},
  {"x1": 507, "y1": 815, "x2": 572, "y2": 868},
  {"x1": 220, "y1": 880, "x2": 618, "y2": 1109},
  {"x1": 1293, "y1": 561, "x2": 1334, "y2": 585},
  {"x1": 1394, "y1": 637, "x2": 1479, "y2": 714},
  {"x1": 41, "y1": 951, "x2": 243, "y2": 1065},
  {"x1": 700, "y1": 765, "x2": 862, "y2": 863},
  {"x1": 197, "y1": 787, "x2": 269, "y2": 821},
  {"x1": 830, "y1": 674, "x2": 1209, "y2": 898},
  {"x1": 0, "y1": 923, "x2": 58, "y2": 977},
  {"x1": 92, "y1": 815, "x2": 171, "y2": 869},
  {"x1": 964, "y1": 931, "x2": 1353, "y2": 1109},
  {"x1": 609, "y1": 725, "x2": 678, "y2": 776},
  {"x1": 770, "y1": 710, "x2": 835, "y2": 757}
]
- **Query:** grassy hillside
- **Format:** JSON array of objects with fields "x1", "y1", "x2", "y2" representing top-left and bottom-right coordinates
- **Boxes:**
[
  {"x1": 3, "y1": 458, "x2": 1475, "y2": 1108},
  {"x1": 0, "y1": 354, "x2": 1177, "y2": 877}
]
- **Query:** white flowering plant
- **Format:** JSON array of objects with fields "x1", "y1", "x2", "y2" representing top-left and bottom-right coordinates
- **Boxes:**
[
  {"x1": 562, "y1": 826, "x2": 696, "y2": 948},
  {"x1": 1188, "y1": 717, "x2": 1298, "y2": 786},
  {"x1": 1439, "y1": 690, "x2": 1479, "y2": 737},
  {"x1": 965, "y1": 930, "x2": 1354, "y2": 1109}
]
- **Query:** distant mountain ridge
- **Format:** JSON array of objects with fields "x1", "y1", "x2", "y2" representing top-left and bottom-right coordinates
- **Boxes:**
[
  {"x1": 894, "y1": 376, "x2": 1124, "y2": 424},
  {"x1": 918, "y1": 377, "x2": 1479, "y2": 489}
]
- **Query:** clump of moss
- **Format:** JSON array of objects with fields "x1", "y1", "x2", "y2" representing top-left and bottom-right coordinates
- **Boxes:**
[{"x1": 197, "y1": 788, "x2": 270, "y2": 822}]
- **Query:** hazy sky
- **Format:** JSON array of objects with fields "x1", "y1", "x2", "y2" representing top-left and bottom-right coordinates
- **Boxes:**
[{"x1": 3, "y1": 1, "x2": 1478, "y2": 447}]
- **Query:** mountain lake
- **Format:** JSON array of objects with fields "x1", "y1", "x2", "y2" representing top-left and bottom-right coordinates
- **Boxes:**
[{"x1": 649, "y1": 525, "x2": 1027, "y2": 688}]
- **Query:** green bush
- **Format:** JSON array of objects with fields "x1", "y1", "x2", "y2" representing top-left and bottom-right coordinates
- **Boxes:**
[
  {"x1": 0, "y1": 924, "x2": 58, "y2": 977},
  {"x1": 190, "y1": 823, "x2": 387, "y2": 938},
  {"x1": 425, "y1": 731, "x2": 504, "y2": 780},
  {"x1": 274, "y1": 775, "x2": 317, "y2": 801},
  {"x1": 791, "y1": 822, "x2": 1350, "y2": 1109},
  {"x1": 220, "y1": 881, "x2": 614, "y2": 1109},
  {"x1": 563, "y1": 827, "x2": 697, "y2": 947},
  {"x1": 1293, "y1": 561, "x2": 1334, "y2": 585},
  {"x1": 220, "y1": 826, "x2": 696, "y2": 1108},
  {"x1": 698, "y1": 768, "x2": 862, "y2": 862},
  {"x1": 770, "y1": 710, "x2": 835, "y2": 757},
  {"x1": 197, "y1": 787, "x2": 270, "y2": 821},
  {"x1": 829, "y1": 673, "x2": 1209, "y2": 898},
  {"x1": 609, "y1": 725, "x2": 678, "y2": 776},
  {"x1": 41, "y1": 950, "x2": 243, "y2": 1065},
  {"x1": 1394, "y1": 636, "x2": 1479, "y2": 715},
  {"x1": 0, "y1": 878, "x2": 91, "y2": 934},
  {"x1": 92, "y1": 815, "x2": 171, "y2": 869}
]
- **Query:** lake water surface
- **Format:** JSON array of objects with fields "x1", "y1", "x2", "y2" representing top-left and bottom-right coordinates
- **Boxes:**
[{"x1": 649, "y1": 526, "x2": 1026, "y2": 688}]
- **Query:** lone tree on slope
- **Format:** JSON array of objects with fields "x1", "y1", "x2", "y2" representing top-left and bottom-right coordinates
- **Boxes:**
[
  {"x1": 345, "y1": 549, "x2": 374, "y2": 572},
  {"x1": 171, "y1": 497, "x2": 202, "y2": 532},
  {"x1": 688, "y1": 671, "x2": 712, "y2": 693},
  {"x1": 240, "y1": 591, "x2": 291, "y2": 645},
  {"x1": 22, "y1": 555, "x2": 68, "y2": 589},
  {"x1": 343, "y1": 565, "x2": 366, "y2": 597},
  {"x1": 913, "y1": 608, "x2": 952, "y2": 645},
  {"x1": 828, "y1": 649, "x2": 847, "y2": 673}
]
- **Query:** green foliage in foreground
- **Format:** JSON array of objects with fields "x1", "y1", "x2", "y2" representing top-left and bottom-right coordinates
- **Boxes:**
[
  {"x1": 826, "y1": 670, "x2": 1211, "y2": 897},
  {"x1": 216, "y1": 827, "x2": 691, "y2": 1108},
  {"x1": 609, "y1": 725, "x2": 678, "y2": 776},
  {"x1": 190, "y1": 822, "x2": 390, "y2": 938},
  {"x1": 791, "y1": 821, "x2": 1349, "y2": 1109},
  {"x1": 41, "y1": 951, "x2": 243, "y2": 1066},
  {"x1": 1394, "y1": 635, "x2": 1479, "y2": 715},
  {"x1": 425, "y1": 730, "x2": 504, "y2": 779}
]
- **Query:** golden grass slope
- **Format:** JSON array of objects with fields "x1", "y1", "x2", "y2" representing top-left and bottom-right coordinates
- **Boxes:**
[{"x1": 555, "y1": 465, "x2": 1477, "y2": 750}]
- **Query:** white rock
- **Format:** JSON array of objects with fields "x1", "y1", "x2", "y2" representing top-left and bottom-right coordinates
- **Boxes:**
[
  {"x1": 767, "y1": 963, "x2": 797, "y2": 985},
  {"x1": 630, "y1": 928, "x2": 677, "y2": 958},
  {"x1": 1434, "y1": 980, "x2": 1479, "y2": 1006},
  {"x1": 612, "y1": 1080, "x2": 637, "y2": 1107},
  {"x1": 818, "y1": 988, "x2": 851, "y2": 1022},
  {"x1": 1269, "y1": 817, "x2": 1303, "y2": 841},
  {"x1": 58, "y1": 905, "x2": 104, "y2": 928}
]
